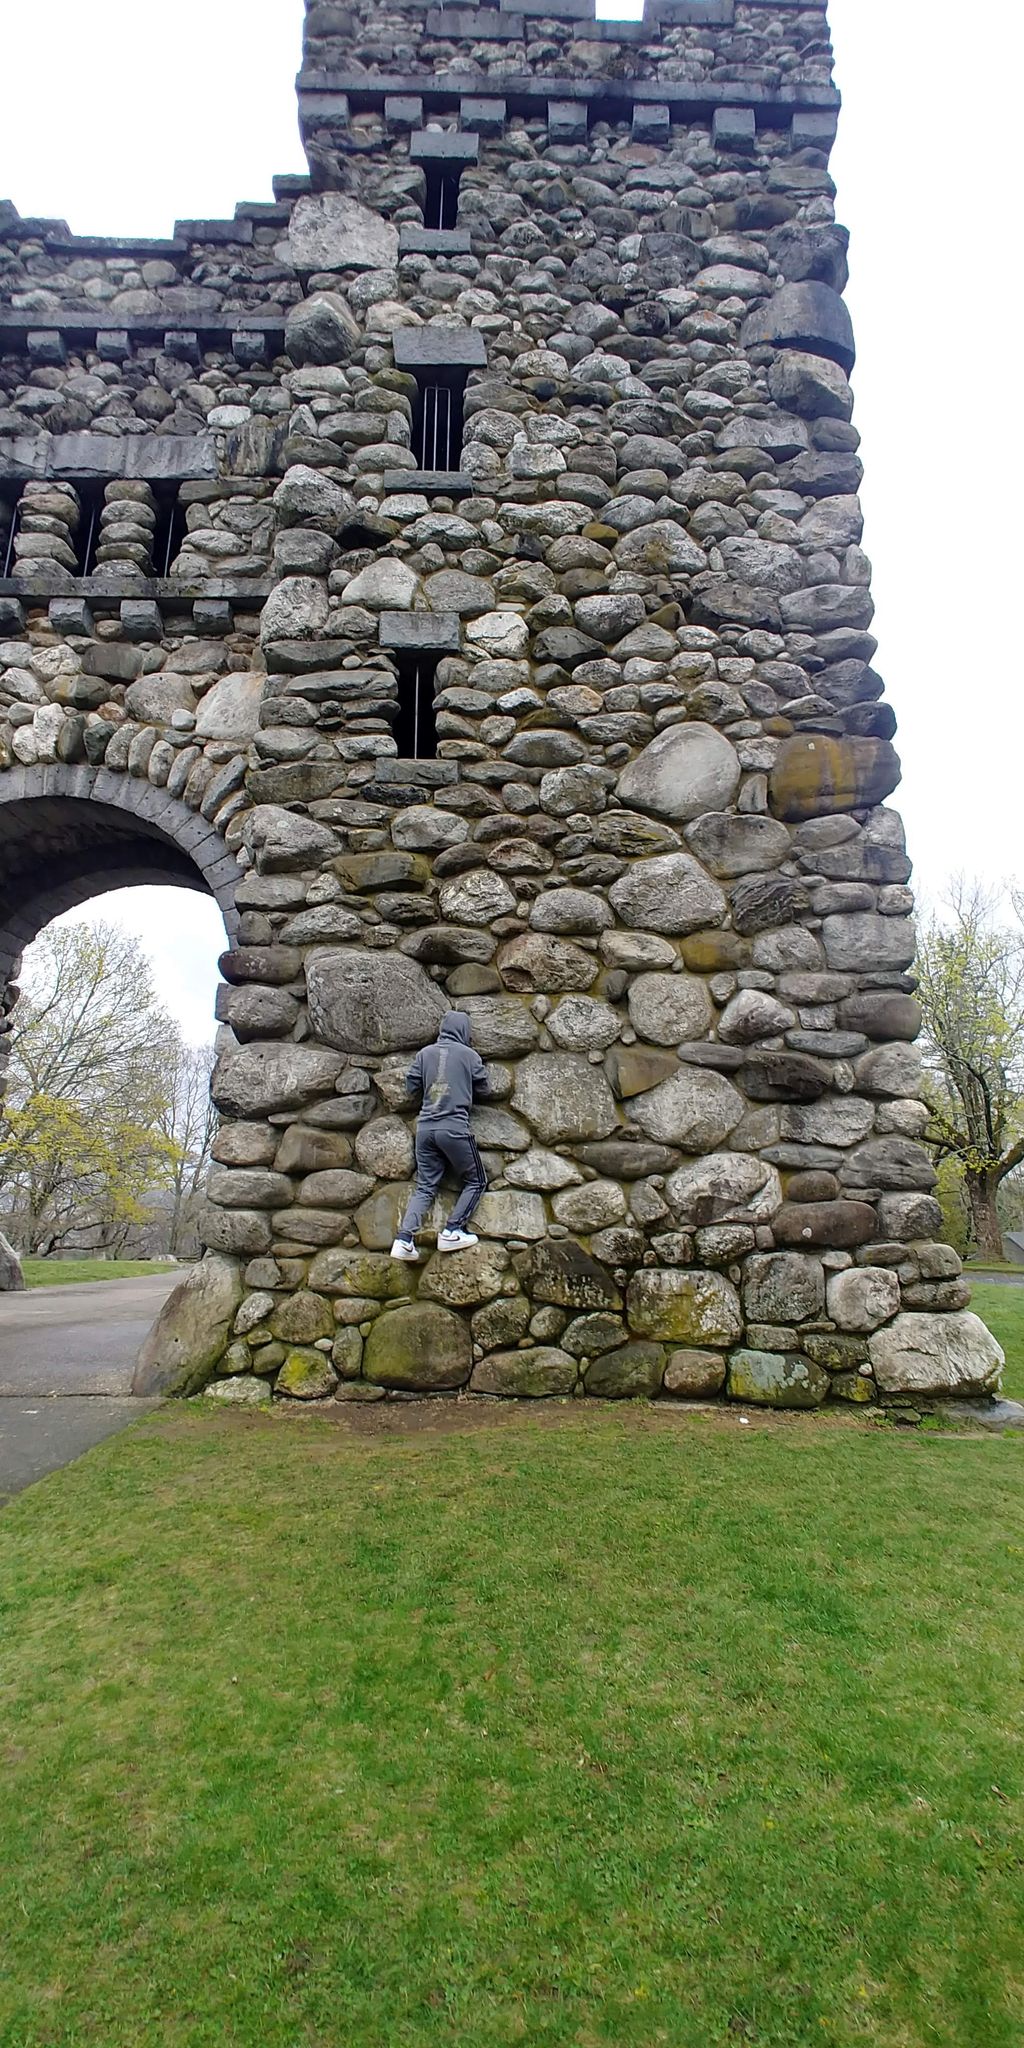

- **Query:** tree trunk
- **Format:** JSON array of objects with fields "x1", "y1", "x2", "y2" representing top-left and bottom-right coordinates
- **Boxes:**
[{"x1": 965, "y1": 1171, "x2": 1004, "y2": 1261}]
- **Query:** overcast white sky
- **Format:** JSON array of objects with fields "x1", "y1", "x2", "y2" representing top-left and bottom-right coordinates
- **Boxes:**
[{"x1": 3, "y1": 0, "x2": 1022, "y2": 1040}]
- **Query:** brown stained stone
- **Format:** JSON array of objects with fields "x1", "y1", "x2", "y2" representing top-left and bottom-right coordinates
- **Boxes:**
[
  {"x1": 663, "y1": 1349, "x2": 728, "y2": 1399},
  {"x1": 784, "y1": 1171, "x2": 840, "y2": 1204},
  {"x1": 274, "y1": 1126, "x2": 354, "y2": 1175},
  {"x1": 680, "y1": 931, "x2": 750, "y2": 972},
  {"x1": 772, "y1": 1200, "x2": 877, "y2": 1248},
  {"x1": 606, "y1": 1045, "x2": 680, "y2": 1100},
  {"x1": 768, "y1": 736, "x2": 901, "y2": 823}
]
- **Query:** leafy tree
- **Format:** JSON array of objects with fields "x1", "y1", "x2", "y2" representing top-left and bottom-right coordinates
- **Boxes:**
[
  {"x1": 0, "y1": 921, "x2": 184, "y2": 1255},
  {"x1": 916, "y1": 881, "x2": 1024, "y2": 1262}
]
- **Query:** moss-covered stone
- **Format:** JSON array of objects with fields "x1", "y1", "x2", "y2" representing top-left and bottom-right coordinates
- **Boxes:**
[
  {"x1": 331, "y1": 1327, "x2": 363, "y2": 1378},
  {"x1": 831, "y1": 1370, "x2": 875, "y2": 1403},
  {"x1": 584, "y1": 1342, "x2": 664, "y2": 1398},
  {"x1": 627, "y1": 1268, "x2": 742, "y2": 1346},
  {"x1": 269, "y1": 1291, "x2": 334, "y2": 1343},
  {"x1": 276, "y1": 1347, "x2": 338, "y2": 1400},
  {"x1": 364, "y1": 1303, "x2": 472, "y2": 1389},
  {"x1": 726, "y1": 1349, "x2": 830, "y2": 1408},
  {"x1": 307, "y1": 1248, "x2": 412, "y2": 1299}
]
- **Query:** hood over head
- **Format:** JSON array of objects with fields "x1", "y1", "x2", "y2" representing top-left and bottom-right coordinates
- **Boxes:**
[{"x1": 438, "y1": 1010, "x2": 471, "y2": 1045}]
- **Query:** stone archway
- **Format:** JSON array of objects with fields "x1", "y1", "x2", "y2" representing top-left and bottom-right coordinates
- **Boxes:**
[{"x1": 0, "y1": 763, "x2": 242, "y2": 1287}]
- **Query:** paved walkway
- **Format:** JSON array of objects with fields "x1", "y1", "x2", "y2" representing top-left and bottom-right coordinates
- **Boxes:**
[{"x1": 0, "y1": 1272, "x2": 177, "y2": 1503}]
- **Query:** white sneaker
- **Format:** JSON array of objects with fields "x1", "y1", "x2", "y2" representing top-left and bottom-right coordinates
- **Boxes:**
[
  {"x1": 390, "y1": 1237, "x2": 421, "y2": 1262},
  {"x1": 437, "y1": 1228, "x2": 479, "y2": 1253}
]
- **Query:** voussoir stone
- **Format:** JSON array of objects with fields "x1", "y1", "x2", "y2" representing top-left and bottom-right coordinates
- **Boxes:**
[
  {"x1": 616, "y1": 723, "x2": 740, "y2": 824},
  {"x1": 305, "y1": 948, "x2": 449, "y2": 1054}
]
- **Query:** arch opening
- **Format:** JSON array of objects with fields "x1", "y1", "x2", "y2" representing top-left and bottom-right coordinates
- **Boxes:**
[{"x1": 0, "y1": 768, "x2": 240, "y2": 1290}]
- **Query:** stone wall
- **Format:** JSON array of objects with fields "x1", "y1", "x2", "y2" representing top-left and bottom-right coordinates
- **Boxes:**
[{"x1": 0, "y1": 0, "x2": 1005, "y2": 1407}]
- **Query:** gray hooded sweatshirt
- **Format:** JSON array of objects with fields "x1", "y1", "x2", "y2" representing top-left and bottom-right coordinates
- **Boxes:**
[{"x1": 406, "y1": 1012, "x2": 490, "y2": 1131}]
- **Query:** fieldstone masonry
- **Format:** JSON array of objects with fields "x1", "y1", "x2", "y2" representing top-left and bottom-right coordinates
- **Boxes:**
[{"x1": 0, "y1": 0, "x2": 1004, "y2": 1408}]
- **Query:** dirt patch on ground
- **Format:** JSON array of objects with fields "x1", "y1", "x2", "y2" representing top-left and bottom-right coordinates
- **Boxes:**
[{"x1": 142, "y1": 1390, "x2": 876, "y2": 1448}]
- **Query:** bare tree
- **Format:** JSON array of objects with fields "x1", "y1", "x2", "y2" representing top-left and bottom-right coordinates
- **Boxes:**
[
  {"x1": 916, "y1": 880, "x2": 1024, "y2": 1262},
  {"x1": 157, "y1": 1041, "x2": 217, "y2": 1255},
  {"x1": 0, "y1": 921, "x2": 182, "y2": 1255}
]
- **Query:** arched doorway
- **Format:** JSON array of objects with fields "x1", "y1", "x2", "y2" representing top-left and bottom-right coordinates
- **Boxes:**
[{"x1": 0, "y1": 765, "x2": 241, "y2": 1290}]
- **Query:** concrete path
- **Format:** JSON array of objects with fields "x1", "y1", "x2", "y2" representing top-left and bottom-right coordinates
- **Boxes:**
[
  {"x1": 967, "y1": 1270, "x2": 1024, "y2": 1288},
  {"x1": 0, "y1": 1271, "x2": 178, "y2": 1503}
]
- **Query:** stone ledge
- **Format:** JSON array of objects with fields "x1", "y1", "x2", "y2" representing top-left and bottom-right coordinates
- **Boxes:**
[
  {"x1": 0, "y1": 311, "x2": 287, "y2": 353},
  {"x1": 0, "y1": 431, "x2": 218, "y2": 483},
  {"x1": 383, "y1": 469, "x2": 475, "y2": 497},
  {"x1": 0, "y1": 576, "x2": 272, "y2": 611},
  {"x1": 298, "y1": 70, "x2": 841, "y2": 123}
]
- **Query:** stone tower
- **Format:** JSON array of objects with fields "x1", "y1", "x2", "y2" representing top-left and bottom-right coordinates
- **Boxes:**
[{"x1": 0, "y1": 0, "x2": 1004, "y2": 1407}]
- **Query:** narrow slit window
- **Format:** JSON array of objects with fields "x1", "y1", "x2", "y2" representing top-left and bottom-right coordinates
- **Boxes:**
[
  {"x1": 152, "y1": 487, "x2": 187, "y2": 577},
  {"x1": 72, "y1": 485, "x2": 106, "y2": 576},
  {"x1": 394, "y1": 656, "x2": 439, "y2": 761},
  {"x1": 422, "y1": 163, "x2": 461, "y2": 231},
  {"x1": 411, "y1": 377, "x2": 466, "y2": 471},
  {"x1": 0, "y1": 491, "x2": 21, "y2": 579}
]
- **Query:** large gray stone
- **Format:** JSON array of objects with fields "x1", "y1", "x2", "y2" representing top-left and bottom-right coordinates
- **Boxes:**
[
  {"x1": 0, "y1": 1230, "x2": 24, "y2": 1291},
  {"x1": 306, "y1": 948, "x2": 448, "y2": 1055},
  {"x1": 742, "y1": 1252, "x2": 824, "y2": 1325},
  {"x1": 684, "y1": 812, "x2": 791, "y2": 877},
  {"x1": 665, "y1": 1153, "x2": 782, "y2": 1222},
  {"x1": 741, "y1": 281, "x2": 856, "y2": 375},
  {"x1": 868, "y1": 1312, "x2": 1004, "y2": 1397},
  {"x1": 132, "y1": 1254, "x2": 242, "y2": 1396},
  {"x1": 627, "y1": 971, "x2": 711, "y2": 1046},
  {"x1": 612, "y1": 521, "x2": 706, "y2": 574},
  {"x1": 285, "y1": 293, "x2": 361, "y2": 365},
  {"x1": 211, "y1": 1043, "x2": 345, "y2": 1118},
  {"x1": 616, "y1": 723, "x2": 740, "y2": 824},
  {"x1": 826, "y1": 1266, "x2": 900, "y2": 1333},
  {"x1": 471, "y1": 1348, "x2": 577, "y2": 1398},
  {"x1": 194, "y1": 671, "x2": 263, "y2": 742},
  {"x1": 511, "y1": 1054, "x2": 618, "y2": 1145},
  {"x1": 608, "y1": 853, "x2": 727, "y2": 935},
  {"x1": 630, "y1": 1066, "x2": 744, "y2": 1150},
  {"x1": 458, "y1": 995, "x2": 539, "y2": 1057},
  {"x1": 283, "y1": 194, "x2": 399, "y2": 273},
  {"x1": 821, "y1": 913, "x2": 916, "y2": 973}
]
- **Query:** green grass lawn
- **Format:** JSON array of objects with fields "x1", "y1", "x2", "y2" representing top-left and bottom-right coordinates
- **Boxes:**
[
  {"x1": 20, "y1": 1257, "x2": 177, "y2": 1288},
  {"x1": 1, "y1": 1399, "x2": 1023, "y2": 2048},
  {"x1": 970, "y1": 1282, "x2": 1024, "y2": 1401}
]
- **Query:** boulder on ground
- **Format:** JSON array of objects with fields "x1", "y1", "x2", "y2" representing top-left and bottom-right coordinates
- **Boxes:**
[
  {"x1": 868, "y1": 1312, "x2": 1004, "y2": 1397},
  {"x1": 132, "y1": 1255, "x2": 242, "y2": 1396}
]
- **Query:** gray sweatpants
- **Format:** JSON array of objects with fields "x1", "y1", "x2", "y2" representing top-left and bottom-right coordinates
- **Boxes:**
[{"x1": 399, "y1": 1124, "x2": 488, "y2": 1237}]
